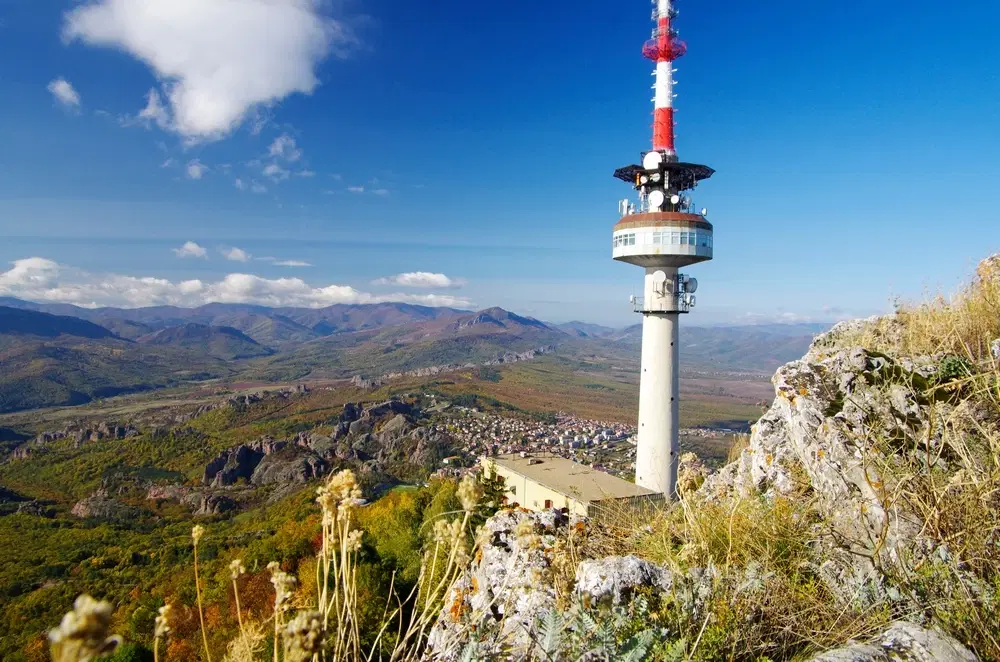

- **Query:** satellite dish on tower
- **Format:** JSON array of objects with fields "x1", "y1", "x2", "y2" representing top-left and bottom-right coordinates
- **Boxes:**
[
  {"x1": 686, "y1": 277, "x2": 698, "y2": 294},
  {"x1": 670, "y1": 194, "x2": 681, "y2": 205},
  {"x1": 642, "y1": 151, "x2": 663, "y2": 170},
  {"x1": 648, "y1": 190, "x2": 665, "y2": 210},
  {"x1": 652, "y1": 270, "x2": 668, "y2": 289}
]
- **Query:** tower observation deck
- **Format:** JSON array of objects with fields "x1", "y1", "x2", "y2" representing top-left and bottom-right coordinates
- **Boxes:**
[{"x1": 613, "y1": 0, "x2": 715, "y2": 498}]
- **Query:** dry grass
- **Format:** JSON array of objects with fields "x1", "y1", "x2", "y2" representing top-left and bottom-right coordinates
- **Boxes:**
[
  {"x1": 835, "y1": 257, "x2": 1000, "y2": 361},
  {"x1": 587, "y1": 491, "x2": 891, "y2": 660},
  {"x1": 823, "y1": 256, "x2": 1000, "y2": 660}
]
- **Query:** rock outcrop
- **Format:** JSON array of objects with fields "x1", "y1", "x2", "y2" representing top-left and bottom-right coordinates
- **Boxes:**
[
  {"x1": 807, "y1": 621, "x2": 978, "y2": 662},
  {"x1": 699, "y1": 333, "x2": 957, "y2": 600},
  {"x1": 350, "y1": 347, "x2": 552, "y2": 390},
  {"x1": 71, "y1": 491, "x2": 138, "y2": 522}
]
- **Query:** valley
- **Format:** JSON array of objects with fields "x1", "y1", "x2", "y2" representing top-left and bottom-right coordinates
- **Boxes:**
[{"x1": 0, "y1": 297, "x2": 810, "y2": 659}]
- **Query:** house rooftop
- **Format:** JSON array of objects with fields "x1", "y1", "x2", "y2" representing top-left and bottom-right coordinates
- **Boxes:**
[{"x1": 487, "y1": 453, "x2": 657, "y2": 503}]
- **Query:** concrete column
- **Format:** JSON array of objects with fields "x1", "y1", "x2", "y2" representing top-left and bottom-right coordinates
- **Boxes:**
[{"x1": 635, "y1": 267, "x2": 680, "y2": 497}]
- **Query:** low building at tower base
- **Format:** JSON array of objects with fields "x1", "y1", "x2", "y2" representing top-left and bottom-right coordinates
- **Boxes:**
[{"x1": 481, "y1": 453, "x2": 664, "y2": 518}]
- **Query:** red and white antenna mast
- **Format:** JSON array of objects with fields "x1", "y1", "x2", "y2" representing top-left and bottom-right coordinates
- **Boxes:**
[{"x1": 643, "y1": 0, "x2": 687, "y2": 157}]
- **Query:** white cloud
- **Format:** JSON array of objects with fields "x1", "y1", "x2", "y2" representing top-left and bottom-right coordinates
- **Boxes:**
[
  {"x1": 173, "y1": 241, "x2": 207, "y2": 258},
  {"x1": 138, "y1": 88, "x2": 170, "y2": 129},
  {"x1": 48, "y1": 78, "x2": 81, "y2": 108},
  {"x1": 296, "y1": 170, "x2": 316, "y2": 178},
  {"x1": 186, "y1": 159, "x2": 208, "y2": 180},
  {"x1": 223, "y1": 247, "x2": 251, "y2": 262},
  {"x1": 347, "y1": 185, "x2": 364, "y2": 193},
  {"x1": 263, "y1": 163, "x2": 290, "y2": 181},
  {"x1": 161, "y1": 158, "x2": 175, "y2": 168},
  {"x1": 373, "y1": 188, "x2": 389, "y2": 196},
  {"x1": 251, "y1": 181, "x2": 268, "y2": 194},
  {"x1": 268, "y1": 133, "x2": 302, "y2": 161},
  {"x1": 63, "y1": 0, "x2": 357, "y2": 142},
  {"x1": 373, "y1": 272, "x2": 464, "y2": 289},
  {"x1": 0, "y1": 257, "x2": 473, "y2": 309},
  {"x1": 234, "y1": 178, "x2": 247, "y2": 190},
  {"x1": 275, "y1": 260, "x2": 312, "y2": 267}
]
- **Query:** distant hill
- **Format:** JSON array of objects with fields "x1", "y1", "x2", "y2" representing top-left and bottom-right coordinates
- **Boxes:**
[
  {"x1": 0, "y1": 306, "x2": 235, "y2": 413},
  {"x1": 556, "y1": 321, "x2": 615, "y2": 338},
  {"x1": 0, "y1": 296, "x2": 835, "y2": 412},
  {"x1": 0, "y1": 338, "x2": 229, "y2": 413},
  {"x1": 0, "y1": 306, "x2": 115, "y2": 340},
  {"x1": 205, "y1": 313, "x2": 318, "y2": 349},
  {"x1": 99, "y1": 318, "x2": 154, "y2": 340},
  {"x1": 611, "y1": 323, "x2": 828, "y2": 373},
  {"x1": 137, "y1": 323, "x2": 274, "y2": 360}
]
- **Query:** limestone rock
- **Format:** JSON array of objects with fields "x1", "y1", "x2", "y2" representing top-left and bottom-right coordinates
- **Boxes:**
[
  {"x1": 71, "y1": 492, "x2": 138, "y2": 522},
  {"x1": 426, "y1": 509, "x2": 567, "y2": 660},
  {"x1": 195, "y1": 494, "x2": 238, "y2": 516},
  {"x1": 575, "y1": 556, "x2": 672, "y2": 605},
  {"x1": 975, "y1": 253, "x2": 1000, "y2": 284},
  {"x1": 204, "y1": 444, "x2": 265, "y2": 487},
  {"x1": 250, "y1": 447, "x2": 327, "y2": 486},
  {"x1": 807, "y1": 621, "x2": 978, "y2": 662}
]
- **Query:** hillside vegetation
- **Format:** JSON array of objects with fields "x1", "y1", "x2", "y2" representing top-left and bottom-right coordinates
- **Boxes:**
[{"x1": 17, "y1": 256, "x2": 1000, "y2": 662}]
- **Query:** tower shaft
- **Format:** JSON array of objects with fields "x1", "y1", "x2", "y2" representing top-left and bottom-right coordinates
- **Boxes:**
[
  {"x1": 614, "y1": 0, "x2": 713, "y2": 500},
  {"x1": 635, "y1": 267, "x2": 680, "y2": 495}
]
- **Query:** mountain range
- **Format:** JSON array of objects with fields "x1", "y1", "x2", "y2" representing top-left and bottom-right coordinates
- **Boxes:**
[{"x1": 0, "y1": 297, "x2": 826, "y2": 413}]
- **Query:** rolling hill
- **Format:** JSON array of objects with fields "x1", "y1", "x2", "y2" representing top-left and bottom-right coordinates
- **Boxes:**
[
  {"x1": 0, "y1": 298, "x2": 832, "y2": 413},
  {"x1": 0, "y1": 307, "x2": 232, "y2": 413},
  {"x1": 137, "y1": 323, "x2": 273, "y2": 360},
  {"x1": 0, "y1": 306, "x2": 116, "y2": 340}
]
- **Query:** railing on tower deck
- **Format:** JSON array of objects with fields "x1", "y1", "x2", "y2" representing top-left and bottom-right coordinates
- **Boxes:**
[{"x1": 618, "y1": 195, "x2": 700, "y2": 216}]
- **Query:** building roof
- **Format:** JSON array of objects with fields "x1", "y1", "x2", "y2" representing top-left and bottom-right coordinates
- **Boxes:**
[{"x1": 486, "y1": 454, "x2": 657, "y2": 504}]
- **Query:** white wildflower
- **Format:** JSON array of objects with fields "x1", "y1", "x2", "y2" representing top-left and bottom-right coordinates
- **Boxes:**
[
  {"x1": 457, "y1": 474, "x2": 483, "y2": 512},
  {"x1": 229, "y1": 559, "x2": 246, "y2": 580},
  {"x1": 191, "y1": 524, "x2": 205, "y2": 545},
  {"x1": 268, "y1": 562, "x2": 297, "y2": 613},
  {"x1": 282, "y1": 610, "x2": 324, "y2": 662},
  {"x1": 345, "y1": 529, "x2": 363, "y2": 552},
  {"x1": 48, "y1": 595, "x2": 121, "y2": 662},
  {"x1": 154, "y1": 603, "x2": 172, "y2": 639}
]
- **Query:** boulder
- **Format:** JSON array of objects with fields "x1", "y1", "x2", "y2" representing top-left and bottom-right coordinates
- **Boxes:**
[
  {"x1": 807, "y1": 621, "x2": 978, "y2": 662},
  {"x1": 250, "y1": 448, "x2": 328, "y2": 486},
  {"x1": 348, "y1": 419, "x2": 371, "y2": 437},
  {"x1": 340, "y1": 403, "x2": 362, "y2": 423},
  {"x1": 71, "y1": 492, "x2": 138, "y2": 522},
  {"x1": 377, "y1": 414, "x2": 409, "y2": 438},
  {"x1": 204, "y1": 444, "x2": 265, "y2": 487},
  {"x1": 575, "y1": 556, "x2": 672, "y2": 606},
  {"x1": 700, "y1": 345, "x2": 935, "y2": 599},
  {"x1": 146, "y1": 484, "x2": 188, "y2": 501},
  {"x1": 426, "y1": 509, "x2": 568, "y2": 660},
  {"x1": 195, "y1": 494, "x2": 238, "y2": 516},
  {"x1": 364, "y1": 400, "x2": 412, "y2": 420}
]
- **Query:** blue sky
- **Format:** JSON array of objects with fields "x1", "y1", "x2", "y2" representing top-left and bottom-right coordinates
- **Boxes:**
[{"x1": 1, "y1": 0, "x2": 998, "y2": 326}]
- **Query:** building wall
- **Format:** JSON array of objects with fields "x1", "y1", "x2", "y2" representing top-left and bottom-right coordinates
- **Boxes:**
[{"x1": 481, "y1": 458, "x2": 589, "y2": 517}]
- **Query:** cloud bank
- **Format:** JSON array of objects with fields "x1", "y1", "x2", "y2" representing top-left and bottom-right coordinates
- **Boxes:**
[
  {"x1": 0, "y1": 258, "x2": 473, "y2": 310},
  {"x1": 373, "y1": 272, "x2": 464, "y2": 289},
  {"x1": 63, "y1": 0, "x2": 356, "y2": 141}
]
